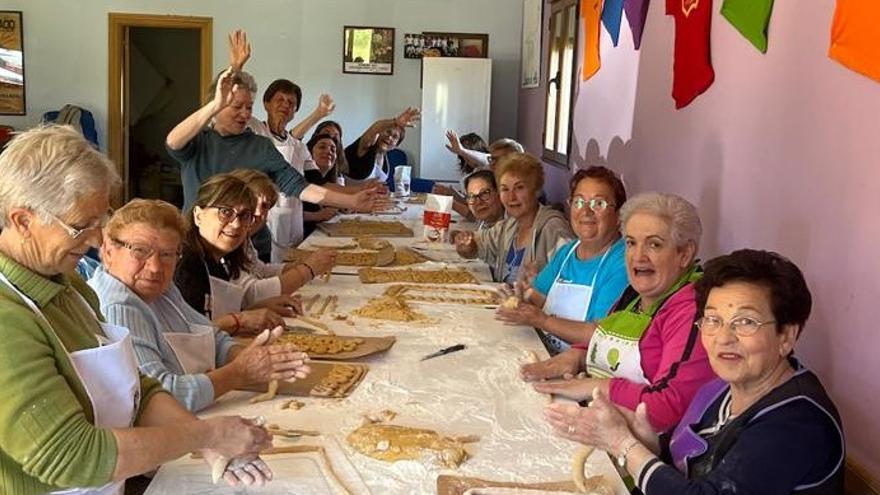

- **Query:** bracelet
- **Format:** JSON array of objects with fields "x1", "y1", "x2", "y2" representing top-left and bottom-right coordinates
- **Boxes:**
[
  {"x1": 230, "y1": 312, "x2": 242, "y2": 333},
  {"x1": 616, "y1": 437, "x2": 640, "y2": 468},
  {"x1": 301, "y1": 262, "x2": 316, "y2": 279}
]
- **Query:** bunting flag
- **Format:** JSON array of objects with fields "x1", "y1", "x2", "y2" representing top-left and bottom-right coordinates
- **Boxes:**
[
  {"x1": 624, "y1": 0, "x2": 651, "y2": 50},
  {"x1": 828, "y1": 0, "x2": 880, "y2": 83},
  {"x1": 721, "y1": 0, "x2": 774, "y2": 53},
  {"x1": 602, "y1": 0, "x2": 626, "y2": 47},
  {"x1": 582, "y1": 0, "x2": 604, "y2": 80},
  {"x1": 667, "y1": 0, "x2": 715, "y2": 108}
]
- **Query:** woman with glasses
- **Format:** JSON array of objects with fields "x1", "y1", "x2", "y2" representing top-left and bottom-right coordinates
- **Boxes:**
[
  {"x1": 343, "y1": 107, "x2": 421, "y2": 186},
  {"x1": 545, "y1": 249, "x2": 844, "y2": 494},
  {"x1": 522, "y1": 193, "x2": 716, "y2": 433},
  {"x1": 495, "y1": 167, "x2": 629, "y2": 355},
  {"x1": 174, "y1": 173, "x2": 287, "y2": 336},
  {"x1": 455, "y1": 153, "x2": 574, "y2": 283},
  {"x1": 88, "y1": 198, "x2": 310, "y2": 412},
  {"x1": 0, "y1": 126, "x2": 275, "y2": 493}
]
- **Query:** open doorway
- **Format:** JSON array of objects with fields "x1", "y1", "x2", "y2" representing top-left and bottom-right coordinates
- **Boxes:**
[{"x1": 108, "y1": 14, "x2": 212, "y2": 207}]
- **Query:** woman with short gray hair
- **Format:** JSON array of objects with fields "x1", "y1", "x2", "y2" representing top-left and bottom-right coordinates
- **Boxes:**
[
  {"x1": 619, "y1": 192, "x2": 702, "y2": 252},
  {"x1": 0, "y1": 125, "x2": 273, "y2": 493}
]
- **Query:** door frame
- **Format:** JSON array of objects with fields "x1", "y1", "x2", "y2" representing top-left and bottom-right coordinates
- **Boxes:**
[{"x1": 107, "y1": 13, "x2": 212, "y2": 202}]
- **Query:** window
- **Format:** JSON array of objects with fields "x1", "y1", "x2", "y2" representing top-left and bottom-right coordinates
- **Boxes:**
[{"x1": 543, "y1": 0, "x2": 578, "y2": 166}]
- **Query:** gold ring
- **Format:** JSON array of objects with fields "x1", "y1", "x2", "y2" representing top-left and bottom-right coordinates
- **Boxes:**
[{"x1": 567, "y1": 424, "x2": 576, "y2": 434}]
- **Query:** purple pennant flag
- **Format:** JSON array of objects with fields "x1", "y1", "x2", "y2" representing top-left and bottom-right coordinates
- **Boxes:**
[
  {"x1": 624, "y1": 0, "x2": 651, "y2": 49},
  {"x1": 602, "y1": 0, "x2": 626, "y2": 47}
]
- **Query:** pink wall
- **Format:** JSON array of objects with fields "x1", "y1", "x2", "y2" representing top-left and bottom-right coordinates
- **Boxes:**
[{"x1": 519, "y1": 0, "x2": 880, "y2": 475}]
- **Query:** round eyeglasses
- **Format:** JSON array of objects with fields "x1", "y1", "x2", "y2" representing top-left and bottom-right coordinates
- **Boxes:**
[
  {"x1": 209, "y1": 205, "x2": 255, "y2": 226},
  {"x1": 569, "y1": 197, "x2": 614, "y2": 213},
  {"x1": 695, "y1": 315, "x2": 777, "y2": 337}
]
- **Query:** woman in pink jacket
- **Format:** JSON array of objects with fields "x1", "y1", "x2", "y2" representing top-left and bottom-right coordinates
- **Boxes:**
[{"x1": 521, "y1": 192, "x2": 716, "y2": 432}]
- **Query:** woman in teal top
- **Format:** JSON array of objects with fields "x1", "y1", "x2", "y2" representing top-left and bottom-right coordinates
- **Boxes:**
[
  {"x1": 0, "y1": 126, "x2": 273, "y2": 494},
  {"x1": 496, "y1": 167, "x2": 629, "y2": 354}
]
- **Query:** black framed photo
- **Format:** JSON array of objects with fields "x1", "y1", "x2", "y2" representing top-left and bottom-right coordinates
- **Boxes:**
[
  {"x1": 343, "y1": 26, "x2": 395, "y2": 75},
  {"x1": 421, "y1": 32, "x2": 488, "y2": 58},
  {"x1": 0, "y1": 11, "x2": 25, "y2": 115}
]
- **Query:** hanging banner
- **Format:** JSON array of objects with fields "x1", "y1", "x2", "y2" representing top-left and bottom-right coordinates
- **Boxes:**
[
  {"x1": 828, "y1": 0, "x2": 880, "y2": 83},
  {"x1": 721, "y1": 0, "x2": 775, "y2": 53},
  {"x1": 521, "y1": 0, "x2": 543, "y2": 88},
  {"x1": 582, "y1": 0, "x2": 604, "y2": 80}
]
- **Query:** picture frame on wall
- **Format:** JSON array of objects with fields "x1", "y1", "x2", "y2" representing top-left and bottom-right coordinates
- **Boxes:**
[
  {"x1": 343, "y1": 25, "x2": 395, "y2": 75},
  {"x1": 421, "y1": 32, "x2": 488, "y2": 58},
  {"x1": 0, "y1": 11, "x2": 25, "y2": 115},
  {"x1": 404, "y1": 33, "x2": 424, "y2": 59}
]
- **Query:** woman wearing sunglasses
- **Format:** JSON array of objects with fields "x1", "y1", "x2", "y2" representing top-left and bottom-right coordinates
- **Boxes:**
[
  {"x1": 495, "y1": 167, "x2": 629, "y2": 355},
  {"x1": 175, "y1": 173, "x2": 286, "y2": 336}
]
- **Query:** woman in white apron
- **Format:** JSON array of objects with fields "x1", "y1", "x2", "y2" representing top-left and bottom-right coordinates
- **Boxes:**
[
  {"x1": 89, "y1": 199, "x2": 311, "y2": 412},
  {"x1": 0, "y1": 126, "x2": 274, "y2": 494},
  {"x1": 343, "y1": 106, "x2": 420, "y2": 186},
  {"x1": 174, "y1": 173, "x2": 289, "y2": 336},
  {"x1": 521, "y1": 193, "x2": 717, "y2": 433},
  {"x1": 495, "y1": 168, "x2": 629, "y2": 355}
]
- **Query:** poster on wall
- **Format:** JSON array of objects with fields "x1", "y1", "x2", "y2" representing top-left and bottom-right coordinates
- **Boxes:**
[
  {"x1": 343, "y1": 26, "x2": 395, "y2": 75},
  {"x1": 0, "y1": 11, "x2": 25, "y2": 115},
  {"x1": 521, "y1": 0, "x2": 542, "y2": 88},
  {"x1": 421, "y1": 32, "x2": 489, "y2": 58}
]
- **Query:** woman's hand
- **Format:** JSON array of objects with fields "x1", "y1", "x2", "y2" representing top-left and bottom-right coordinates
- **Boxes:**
[
  {"x1": 544, "y1": 388, "x2": 636, "y2": 454},
  {"x1": 201, "y1": 450, "x2": 273, "y2": 487},
  {"x1": 315, "y1": 94, "x2": 336, "y2": 118},
  {"x1": 454, "y1": 231, "x2": 477, "y2": 257},
  {"x1": 236, "y1": 308, "x2": 285, "y2": 334},
  {"x1": 304, "y1": 249, "x2": 337, "y2": 276},
  {"x1": 314, "y1": 207, "x2": 338, "y2": 222},
  {"x1": 520, "y1": 348, "x2": 581, "y2": 382},
  {"x1": 247, "y1": 294, "x2": 303, "y2": 317},
  {"x1": 349, "y1": 189, "x2": 380, "y2": 212},
  {"x1": 445, "y1": 129, "x2": 463, "y2": 154},
  {"x1": 228, "y1": 29, "x2": 251, "y2": 72},
  {"x1": 495, "y1": 300, "x2": 547, "y2": 328},
  {"x1": 211, "y1": 68, "x2": 237, "y2": 113},
  {"x1": 203, "y1": 416, "x2": 273, "y2": 458},
  {"x1": 395, "y1": 107, "x2": 421, "y2": 128},
  {"x1": 233, "y1": 327, "x2": 311, "y2": 384}
]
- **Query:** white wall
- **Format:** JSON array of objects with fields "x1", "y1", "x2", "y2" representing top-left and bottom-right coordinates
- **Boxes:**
[{"x1": 2, "y1": 0, "x2": 522, "y2": 175}]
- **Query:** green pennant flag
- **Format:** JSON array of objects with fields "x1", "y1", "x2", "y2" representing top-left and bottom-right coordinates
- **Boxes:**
[{"x1": 721, "y1": 0, "x2": 775, "y2": 53}]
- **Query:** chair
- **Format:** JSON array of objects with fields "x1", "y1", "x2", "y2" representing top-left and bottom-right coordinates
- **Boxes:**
[{"x1": 386, "y1": 148, "x2": 435, "y2": 193}]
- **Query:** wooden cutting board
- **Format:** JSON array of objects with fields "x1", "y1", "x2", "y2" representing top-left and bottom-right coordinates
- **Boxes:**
[
  {"x1": 239, "y1": 361, "x2": 368, "y2": 398},
  {"x1": 437, "y1": 475, "x2": 583, "y2": 494},
  {"x1": 240, "y1": 333, "x2": 396, "y2": 360},
  {"x1": 317, "y1": 220, "x2": 414, "y2": 237}
]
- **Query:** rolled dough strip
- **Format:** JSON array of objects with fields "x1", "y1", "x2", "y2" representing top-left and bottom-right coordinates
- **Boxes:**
[
  {"x1": 572, "y1": 445, "x2": 595, "y2": 493},
  {"x1": 210, "y1": 455, "x2": 230, "y2": 484},
  {"x1": 250, "y1": 380, "x2": 279, "y2": 404},
  {"x1": 304, "y1": 294, "x2": 321, "y2": 312},
  {"x1": 314, "y1": 296, "x2": 332, "y2": 317}
]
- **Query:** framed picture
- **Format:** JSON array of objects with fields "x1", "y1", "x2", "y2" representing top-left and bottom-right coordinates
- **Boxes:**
[
  {"x1": 343, "y1": 26, "x2": 395, "y2": 75},
  {"x1": 404, "y1": 33, "x2": 424, "y2": 59},
  {"x1": 421, "y1": 32, "x2": 488, "y2": 58},
  {"x1": 0, "y1": 11, "x2": 25, "y2": 115}
]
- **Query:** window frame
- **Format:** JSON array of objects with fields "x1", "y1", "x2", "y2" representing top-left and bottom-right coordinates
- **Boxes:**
[{"x1": 541, "y1": 0, "x2": 579, "y2": 167}]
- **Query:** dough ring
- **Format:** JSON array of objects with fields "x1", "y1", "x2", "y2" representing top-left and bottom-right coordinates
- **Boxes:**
[
  {"x1": 572, "y1": 445, "x2": 596, "y2": 493},
  {"x1": 250, "y1": 380, "x2": 279, "y2": 404}
]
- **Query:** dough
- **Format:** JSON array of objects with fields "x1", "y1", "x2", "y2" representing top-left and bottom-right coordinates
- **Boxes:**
[
  {"x1": 210, "y1": 455, "x2": 230, "y2": 484},
  {"x1": 351, "y1": 296, "x2": 428, "y2": 322},
  {"x1": 358, "y1": 267, "x2": 479, "y2": 284},
  {"x1": 502, "y1": 296, "x2": 520, "y2": 309},
  {"x1": 249, "y1": 380, "x2": 279, "y2": 404},
  {"x1": 572, "y1": 446, "x2": 595, "y2": 493},
  {"x1": 384, "y1": 284, "x2": 501, "y2": 305},
  {"x1": 347, "y1": 423, "x2": 472, "y2": 468}
]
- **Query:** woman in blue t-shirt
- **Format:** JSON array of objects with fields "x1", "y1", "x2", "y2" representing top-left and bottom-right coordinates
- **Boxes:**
[{"x1": 496, "y1": 167, "x2": 629, "y2": 354}]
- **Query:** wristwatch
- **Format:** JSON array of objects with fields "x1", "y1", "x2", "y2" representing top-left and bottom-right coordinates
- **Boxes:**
[{"x1": 616, "y1": 438, "x2": 639, "y2": 468}]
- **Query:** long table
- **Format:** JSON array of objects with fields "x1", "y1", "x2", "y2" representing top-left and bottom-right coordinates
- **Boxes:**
[{"x1": 145, "y1": 206, "x2": 627, "y2": 495}]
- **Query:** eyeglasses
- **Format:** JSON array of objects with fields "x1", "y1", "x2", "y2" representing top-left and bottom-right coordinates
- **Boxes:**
[
  {"x1": 695, "y1": 315, "x2": 777, "y2": 337},
  {"x1": 465, "y1": 188, "x2": 496, "y2": 204},
  {"x1": 569, "y1": 197, "x2": 615, "y2": 213},
  {"x1": 48, "y1": 209, "x2": 113, "y2": 240},
  {"x1": 209, "y1": 205, "x2": 255, "y2": 226},
  {"x1": 111, "y1": 237, "x2": 182, "y2": 263}
]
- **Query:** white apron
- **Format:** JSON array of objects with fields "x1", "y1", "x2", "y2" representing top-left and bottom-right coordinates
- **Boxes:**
[
  {"x1": 346, "y1": 153, "x2": 388, "y2": 186},
  {"x1": 206, "y1": 260, "x2": 245, "y2": 320},
  {"x1": 541, "y1": 241, "x2": 612, "y2": 354},
  {"x1": 0, "y1": 272, "x2": 139, "y2": 495},
  {"x1": 263, "y1": 125, "x2": 310, "y2": 264},
  {"x1": 159, "y1": 294, "x2": 217, "y2": 375}
]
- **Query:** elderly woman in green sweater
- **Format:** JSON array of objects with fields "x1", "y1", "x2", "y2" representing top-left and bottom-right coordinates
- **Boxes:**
[{"x1": 0, "y1": 126, "x2": 275, "y2": 494}]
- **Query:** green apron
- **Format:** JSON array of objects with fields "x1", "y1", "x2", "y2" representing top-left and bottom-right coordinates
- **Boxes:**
[{"x1": 586, "y1": 265, "x2": 701, "y2": 382}]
